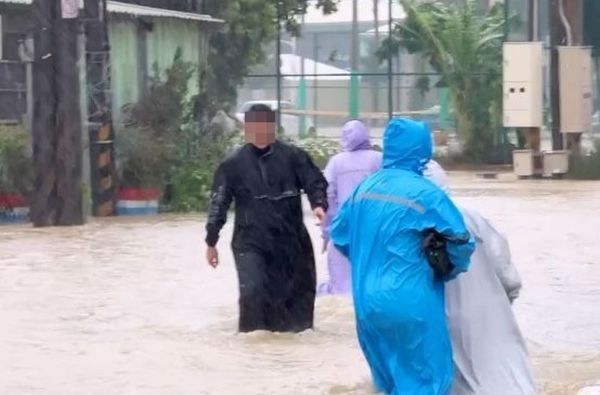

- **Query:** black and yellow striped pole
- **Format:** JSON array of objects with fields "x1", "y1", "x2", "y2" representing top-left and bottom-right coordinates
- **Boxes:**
[
  {"x1": 83, "y1": 0, "x2": 117, "y2": 217},
  {"x1": 90, "y1": 122, "x2": 116, "y2": 216}
]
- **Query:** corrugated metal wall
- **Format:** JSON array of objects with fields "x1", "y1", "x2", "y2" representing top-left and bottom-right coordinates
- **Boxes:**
[
  {"x1": 109, "y1": 17, "x2": 208, "y2": 130},
  {"x1": 109, "y1": 19, "x2": 140, "y2": 128},
  {"x1": 147, "y1": 18, "x2": 203, "y2": 96}
]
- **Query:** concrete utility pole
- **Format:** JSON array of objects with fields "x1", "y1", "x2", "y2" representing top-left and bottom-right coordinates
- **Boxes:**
[
  {"x1": 349, "y1": 0, "x2": 359, "y2": 118},
  {"x1": 351, "y1": 0, "x2": 359, "y2": 77},
  {"x1": 276, "y1": 1, "x2": 282, "y2": 132},
  {"x1": 31, "y1": 0, "x2": 57, "y2": 227},
  {"x1": 55, "y1": 0, "x2": 84, "y2": 225},
  {"x1": 31, "y1": 0, "x2": 84, "y2": 227},
  {"x1": 298, "y1": 14, "x2": 307, "y2": 137},
  {"x1": 387, "y1": 0, "x2": 393, "y2": 119},
  {"x1": 523, "y1": 0, "x2": 541, "y2": 152},
  {"x1": 549, "y1": 0, "x2": 584, "y2": 151}
]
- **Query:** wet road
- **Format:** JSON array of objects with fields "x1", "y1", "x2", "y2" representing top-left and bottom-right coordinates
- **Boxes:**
[{"x1": 1, "y1": 174, "x2": 599, "y2": 394}]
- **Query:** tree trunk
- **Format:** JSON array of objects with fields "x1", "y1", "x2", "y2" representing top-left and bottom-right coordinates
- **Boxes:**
[
  {"x1": 452, "y1": 89, "x2": 478, "y2": 160},
  {"x1": 31, "y1": 0, "x2": 84, "y2": 226}
]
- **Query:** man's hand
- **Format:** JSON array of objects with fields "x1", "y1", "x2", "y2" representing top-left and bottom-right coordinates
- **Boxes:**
[
  {"x1": 206, "y1": 246, "x2": 219, "y2": 268},
  {"x1": 313, "y1": 207, "x2": 326, "y2": 224}
]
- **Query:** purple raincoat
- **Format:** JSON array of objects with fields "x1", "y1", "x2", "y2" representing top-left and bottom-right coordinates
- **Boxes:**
[{"x1": 319, "y1": 120, "x2": 382, "y2": 295}]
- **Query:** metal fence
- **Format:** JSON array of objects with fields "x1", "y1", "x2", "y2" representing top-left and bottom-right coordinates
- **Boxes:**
[{"x1": 238, "y1": 72, "x2": 451, "y2": 141}]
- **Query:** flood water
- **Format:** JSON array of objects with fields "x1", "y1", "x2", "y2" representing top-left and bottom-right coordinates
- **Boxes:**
[{"x1": 1, "y1": 173, "x2": 600, "y2": 394}]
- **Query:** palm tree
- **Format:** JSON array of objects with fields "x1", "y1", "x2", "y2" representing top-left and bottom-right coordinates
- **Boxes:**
[{"x1": 390, "y1": 0, "x2": 507, "y2": 161}]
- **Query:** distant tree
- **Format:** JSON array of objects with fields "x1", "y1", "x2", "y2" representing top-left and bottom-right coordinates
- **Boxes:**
[
  {"x1": 118, "y1": 0, "x2": 339, "y2": 116},
  {"x1": 380, "y1": 0, "x2": 508, "y2": 162},
  {"x1": 202, "y1": 0, "x2": 339, "y2": 112}
]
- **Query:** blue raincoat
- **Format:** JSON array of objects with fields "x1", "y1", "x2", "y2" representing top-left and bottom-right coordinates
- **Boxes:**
[{"x1": 330, "y1": 118, "x2": 475, "y2": 395}]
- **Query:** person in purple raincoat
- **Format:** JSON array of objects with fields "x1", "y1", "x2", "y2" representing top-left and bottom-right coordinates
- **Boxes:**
[{"x1": 318, "y1": 120, "x2": 382, "y2": 295}]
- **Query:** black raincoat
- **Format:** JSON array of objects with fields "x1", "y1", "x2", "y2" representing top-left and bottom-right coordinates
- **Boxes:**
[{"x1": 206, "y1": 142, "x2": 328, "y2": 333}]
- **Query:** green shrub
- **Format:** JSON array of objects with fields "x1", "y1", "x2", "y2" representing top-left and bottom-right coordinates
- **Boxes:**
[
  {"x1": 168, "y1": 123, "x2": 239, "y2": 212},
  {"x1": 169, "y1": 164, "x2": 214, "y2": 212},
  {"x1": 0, "y1": 124, "x2": 32, "y2": 196},
  {"x1": 119, "y1": 47, "x2": 241, "y2": 212},
  {"x1": 293, "y1": 138, "x2": 340, "y2": 169},
  {"x1": 119, "y1": 48, "x2": 194, "y2": 190}
]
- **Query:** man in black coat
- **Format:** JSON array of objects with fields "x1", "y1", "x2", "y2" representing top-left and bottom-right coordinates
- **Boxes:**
[{"x1": 205, "y1": 104, "x2": 328, "y2": 333}]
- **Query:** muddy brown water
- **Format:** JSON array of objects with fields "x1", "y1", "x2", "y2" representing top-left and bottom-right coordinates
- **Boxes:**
[{"x1": 1, "y1": 173, "x2": 599, "y2": 394}]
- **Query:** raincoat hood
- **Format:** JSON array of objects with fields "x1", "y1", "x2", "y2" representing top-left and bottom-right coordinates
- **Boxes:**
[
  {"x1": 341, "y1": 120, "x2": 371, "y2": 151},
  {"x1": 382, "y1": 118, "x2": 432, "y2": 173},
  {"x1": 424, "y1": 159, "x2": 450, "y2": 193}
]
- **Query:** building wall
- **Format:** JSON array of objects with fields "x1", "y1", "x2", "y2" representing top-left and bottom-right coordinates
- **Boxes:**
[
  {"x1": 109, "y1": 20, "x2": 141, "y2": 128},
  {"x1": 146, "y1": 18, "x2": 205, "y2": 92},
  {"x1": 109, "y1": 17, "x2": 209, "y2": 130}
]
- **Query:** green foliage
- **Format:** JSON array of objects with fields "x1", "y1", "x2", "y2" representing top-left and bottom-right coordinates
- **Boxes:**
[
  {"x1": 382, "y1": 0, "x2": 508, "y2": 163},
  {"x1": 118, "y1": 2, "x2": 344, "y2": 211},
  {"x1": 202, "y1": 0, "x2": 339, "y2": 108},
  {"x1": 567, "y1": 140, "x2": 600, "y2": 180},
  {"x1": 169, "y1": 164, "x2": 214, "y2": 212},
  {"x1": 116, "y1": 129, "x2": 175, "y2": 189},
  {"x1": 0, "y1": 125, "x2": 32, "y2": 196},
  {"x1": 119, "y1": 48, "x2": 195, "y2": 189},
  {"x1": 119, "y1": 47, "x2": 240, "y2": 211},
  {"x1": 293, "y1": 138, "x2": 340, "y2": 169},
  {"x1": 168, "y1": 122, "x2": 239, "y2": 212},
  {"x1": 119, "y1": 46, "x2": 241, "y2": 211},
  {"x1": 123, "y1": 48, "x2": 195, "y2": 138}
]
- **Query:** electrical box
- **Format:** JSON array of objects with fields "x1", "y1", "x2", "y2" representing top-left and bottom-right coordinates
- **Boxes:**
[
  {"x1": 513, "y1": 149, "x2": 535, "y2": 177},
  {"x1": 542, "y1": 150, "x2": 569, "y2": 178},
  {"x1": 502, "y1": 42, "x2": 544, "y2": 128},
  {"x1": 558, "y1": 46, "x2": 593, "y2": 134}
]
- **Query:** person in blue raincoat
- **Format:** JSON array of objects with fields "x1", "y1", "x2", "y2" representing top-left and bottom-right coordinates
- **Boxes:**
[{"x1": 330, "y1": 118, "x2": 475, "y2": 395}]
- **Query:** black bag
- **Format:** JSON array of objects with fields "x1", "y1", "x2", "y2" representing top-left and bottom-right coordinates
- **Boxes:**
[{"x1": 422, "y1": 230, "x2": 455, "y2": 279}]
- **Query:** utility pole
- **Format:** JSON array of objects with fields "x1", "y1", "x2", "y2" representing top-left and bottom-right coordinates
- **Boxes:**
[
  {"x1": 549, "y1": 0, "x2": 584, "y2": 151},
  {"x1": 349, "y1": 0, "x2": 359, "y2": 118},
  {"x1": 371, "y1": 0, "x2": 380, "y2": 125},
  {"x1": 387, "y1": 0, "x2": 393, "y2": 120},
  {"x1": 83, "y1": 0, "x2": 117, "y2": 217},
  {"x1": 523, "y1": 0, "x2": 540, "y2": 152},
  {"x1": 351, "y1": 0, "x2": 359, "y2": 76},
  {"x1": 55, "y1": 0, "x2": 84, "y2": 225},
  {"x1": 32, "y1": 0, "x2": 57, "y2": 227},
  {"x1": 31, "y1": 0, "x2": 84, "y2": 227},
  {"x1": 276, "y1": 1, "x2": 282, "y2": 133},
  {"x1": 313, "y1": 34, "x2": 319, "y2": 129},
  {"x1": 298, "y1": 15, "x2": 307, "y2": 138},
  {"x1": 549, "y1": 0, "x2": 564, "y2": 151}
]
